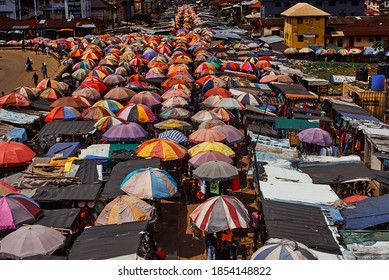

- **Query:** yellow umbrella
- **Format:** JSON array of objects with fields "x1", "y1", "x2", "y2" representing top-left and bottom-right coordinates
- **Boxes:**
[
  {"x1": 136, "y1": 138, "x2": 187, "y2": 161},
  {"x1": 154, "y1": 119, "x2": 192, "y2": 130},
  {"x1": 188, "y1": 141, "x2": 235, "y2": 157}
]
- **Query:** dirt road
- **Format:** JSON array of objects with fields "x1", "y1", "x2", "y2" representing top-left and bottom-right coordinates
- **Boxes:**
[{"x1": 0, "y1": 49, "x2": 65, "y2": 93}]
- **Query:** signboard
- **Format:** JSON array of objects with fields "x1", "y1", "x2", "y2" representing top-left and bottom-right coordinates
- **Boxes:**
[{"x1": 68, "y1": 0, "x2": 82, "y2": 18}]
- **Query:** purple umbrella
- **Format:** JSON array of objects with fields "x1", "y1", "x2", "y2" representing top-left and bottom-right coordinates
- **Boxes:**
[
  {"x1": 212, "y1": 125, "x2": 245, "y2": 144},
  {"x1": 296, "y1": 128, "x2": 332, "y2": 146},
  {"x1": 188, "y1": 150, "x2": 233, "y2": 168},
  {"x1": 102, "y1": 122, "x2": 148, "y2": 142}
]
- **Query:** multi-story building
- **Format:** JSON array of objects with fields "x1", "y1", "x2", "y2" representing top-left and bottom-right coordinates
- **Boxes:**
[
  {"x1": 0, "y1": 0, "x2": 16, "y2": 19},
  {"x1": 282, "y1": 3, "x2": 329, "y2": 49},
  {"x1": 260, "y1": 0, "x2": 365, "y2": 18},
  {"x1": 38, "y1": 0, "x2": 92, "y2": 19}
]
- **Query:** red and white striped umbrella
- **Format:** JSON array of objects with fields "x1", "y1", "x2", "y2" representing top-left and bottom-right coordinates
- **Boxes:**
[{"x1": 190, "y1": 195, "x2": 250, "y2": 233}]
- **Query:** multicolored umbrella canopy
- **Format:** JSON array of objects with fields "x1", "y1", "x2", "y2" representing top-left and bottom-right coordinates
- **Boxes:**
[
  {"x1": 158, "y1": 130, "x2": 188, "y2": 144},
  {"x1": 80, "y1": 106, "x2": 114, "y2": 120},
  {"x1": 212, "y1": 125, "x2": 245, "y2": 144},
  {"x1": 214, "y1": 98, "x2": 246, "y2": 110},
  {"x1": 0, "y1": 142, "x2": 36, "y2": 167},
  {"x1": 191, "y1": 110, "x2": 221, "y2": 123},
  {"x1": 188, "y1": 150, "x2": 233, "y2": 168},
  {"x1": 0, "y1": 194, "x2": 42, "y2": 230},
  {"x1": 37, "y1": 79, "x2": 67, "y2": 91},
  {"x1": 117, "y1": 103, "x2": 157, "y2": 123},
  {"x1": 104, "y1": 87, "x2": 136, "y2": 101},
  {"x1": 102, "y1": 122, "x2": 148, "y2": 142},
  {"x1": 190, "y1": 195, "x2": 250, "y2": 233},
  {"x1": 221, "y1": 61, "x2": 240, "y2": 71},
  {"x1": 94, "y1": 195, "x2": 155, "y2": 226},
  {"x1": 188, "y1": 141, "x2": 235, "y2": 158},
  {"x1": 0, "y1": 181, "x2": 21, "y2": 195},
  {"x1": 235, "y1": 93, "x2": 263, "y2": 107},
  {"x1": 0, "y1": 224, "x2": 65, "y2": 259},
  {"x1": 159, "y1": 107, "x2": 190, "y2": 120},
  {"x1": 80, "y1": 79, "x2": 108, "y2": 93},
  {"x1": 251, "y1": 238, "x2": 318, "y2": 260},
  {"x1": 0, "y1": 93, "x2": 30, "y2": 107},
  {"x1": 45, "y1": 106, "x2": 80, "y2": 122},
  {"x1": 161, "y1": 89, "x2": 189, "y2": 100},
  {"x1": 10, "y1": 86, "x2": 36, "y2": 100},
  {"x1": 136, "y1": 138, "x2": 187, "y2": 161},
  {"x1": 36, "y1": 87, "x2": 65, "y2": 101},
  {"x1": 297, "y1": 128, "x2": 333, "y2": 146},
  {"x1": 93, "y1": 116, "x2": 123, "y2": 131},
  {"x1": 120, "y1": 167, "x2": 177, "y2": 199},
  {"x1": 93, "y1": 99, "x2": 123, "y2": 114},
  {"x1": 162, "y1": 96, "x2": 189, "y2": 108},
  {"x1": 189, "y1": 128, "x2": 226, "y2": 144},
  {"x1": 72, "y1": 87, "x2": 101, "y2": 102},
  {"x1": 154, "y1": 119, "x2": 193, "y2": 130},
  {"x1": 129, "y1": 93, "x2": 162, "y2": 108},
  {"x1": 103, "y1": 74, "x2": 127, "y2": 86},
  {"x1": 198, "y1": 119, "x2": 226, "y2": 129},
  {"x1": 203, "y1": 87, "x2": 231, "y2": 98},
  {"x1": 193, "y1": 160, "x2": 239, "y2": 181}
]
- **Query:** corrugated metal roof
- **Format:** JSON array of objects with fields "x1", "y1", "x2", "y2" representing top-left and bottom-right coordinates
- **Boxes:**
[
  {"x1": 37, "y1": 120, "x2": 96, "y2": 137},
  {"x1": 262, "y1": 199, "x2": 342, "y2": 254},
  {"x1": 281, "y1": 3, "x2": 330, "y2": 17},
  {"x1": 35, "y1": 208, "x2": 81, "y2": 229},
  {"x1": 32, "y1": 183, "x2": 103, "y2": 202}
]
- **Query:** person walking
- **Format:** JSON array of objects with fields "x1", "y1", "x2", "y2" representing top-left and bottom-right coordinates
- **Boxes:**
[
  {"x1": 32, "y1": 72, "x2": 39, "y2": 87},
  {"x1": 41, "y1": 63, "x2": 48, "y2": 79},
  {"x1": 22, "y1": 40, "x2": 25, "y2": 52},
  {"x1": 34, "y1": 43, "x2": 40, "y2": 55},
  {"x1": 45, "y1": 46, "x2": 50, "y2": 57}
]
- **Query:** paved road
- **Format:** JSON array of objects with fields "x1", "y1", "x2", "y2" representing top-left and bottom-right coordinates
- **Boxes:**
[{"x1": 0, "y1": 49, "x2": 65, "y2": 93}]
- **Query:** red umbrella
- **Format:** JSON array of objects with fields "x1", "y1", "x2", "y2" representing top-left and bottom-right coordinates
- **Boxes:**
[
  {"x1": 220, "y1": 62, "x2": 240, "y2": 71},
  {"x1": 50, "y1": 97, "x2": 89, "y2": 110},
  {"x1": 203, "y1": 88, "x2": 231, "y2": 98},
  {"x1": 342, "y1": 195, "x2": 369, "y2": 203},
  {"x1": 0, "y1": 93, "x2": 30, "y2": 107},
  {"x1": 0, "y1": 181, "x2": 21, "y2": 195},
  {"x1": 0, "y1": 142, "x2": 36, "y2": 167}
]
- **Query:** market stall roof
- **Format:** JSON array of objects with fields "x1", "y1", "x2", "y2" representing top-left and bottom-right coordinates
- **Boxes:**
[
  {"x1": 0, "y1": 109, "x2": 41, "y2": 125},
  {"x1": 68, "y1": 221, "x2": 148, "y2": 260},
  {"x1": 326, "y1": 99, "x2": 379, "y2": 121},
  {"x1": 262, "y1": 199, "x2": 342, "y2": 254},
  {"x1": 275, "y1": 118, "x2": 320, "y2": 131},
  {"x1": 271, "y1": 83, "x2": 318, "y2": 100},
  {"x1": 371, "y1": 170, "x2": 389, "y2": 190},
  {"x1": 101, "y1": 158, "x2": 160, "y2": 201},
  {"x1": 34, "y1": 208, "x2": 81, "y2": 229},
  {"x1": 299, "y1": 162, "x2": 376, "y2": 184},
  {"x1": 45, "y1": 142, "x2": 81, "y2": 158},
  {"x1": 32, "y1": 183, "x2": 102, "y2": 202},
  {"x1": 341, "y1": 195, "x2": 389, "y2": 230},
  {"x1": 37, "y1": 120, "x2": 96, "y2": 137},
  {"x1": 72, "y1": 159, "x2": 103, "y2": 184}
]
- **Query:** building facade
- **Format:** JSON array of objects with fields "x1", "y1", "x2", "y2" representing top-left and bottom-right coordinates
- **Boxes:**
[
  {"x1": 0, "y1": 0, "x2": 16, "y2": 19},
  {"x1": 260, "y1": 0, "x2": 365, "y2": 18},
  {"x1": 282, "y1": 3, "x2": 329, "y2": 49}
]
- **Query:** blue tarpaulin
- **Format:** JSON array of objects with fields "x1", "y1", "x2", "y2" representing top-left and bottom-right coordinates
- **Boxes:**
[
  {"x1": 46, "y1": 142, "x2": 81, "y2": 158},
  {"x1": 341, "y1": 195, "x2": 389, "y2": 230},
  {"x1": 5, "y1": 127, "x2": 27, "y2": 142}
]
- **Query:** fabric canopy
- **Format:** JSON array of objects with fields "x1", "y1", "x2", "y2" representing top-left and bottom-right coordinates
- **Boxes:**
[
  {"x1": 37, "y1": 121, "x2": 96, "y2": 137},
  {"x1": 45, "y1": 142, "x2": 81, "y2": 158},
  {"x1": 275, "y1": 118, "x2": 320, "y2": 131}
]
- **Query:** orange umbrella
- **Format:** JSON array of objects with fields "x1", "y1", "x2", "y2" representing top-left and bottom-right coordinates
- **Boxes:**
[
  {"x1": 50, "y1": 97, "x2": 89, "y2": 110},
  {"x1": 189, "y1": 128, "x2": 226, "y2": 144},
  {"x1": 136, "y1": 138, "x2": 187, "y2": 161},
  {"x1": 204, "y1": 88, "x2": 231, "y2": 98},
  {"x1": 0, "y1": 93, "x2": 30, "y2": 107}
]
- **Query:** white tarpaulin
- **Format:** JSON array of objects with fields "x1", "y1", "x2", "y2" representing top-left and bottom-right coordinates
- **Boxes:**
[
  {"x1": 264, "y1": 165, "x2": 313, "y2": 184},
  {"x1": 79, "y1": 144, "x2": 110, "y2": 159}
]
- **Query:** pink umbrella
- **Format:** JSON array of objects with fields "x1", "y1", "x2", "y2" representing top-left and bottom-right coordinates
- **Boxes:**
[
  {"x1": 188, "y1": 150, "x2": 233, "y2": 168},
  {"x1": 259, "y1": 75, "x2": 278, "y2": 84},
  {"x1": 129, "y1": 93, "x2": 161, "y2": 108},
  {"x1": 189, "y1": 128, "x2": 226, "y2": 144},
  {"x1": 212, "y1": 125, "x2": 245, "y2": 144}
]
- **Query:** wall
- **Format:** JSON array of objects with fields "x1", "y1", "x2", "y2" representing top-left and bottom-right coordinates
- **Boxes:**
[
  {"x1": 284, "y1": 16, "x2": 326, "y2": 48},
  {"x1": 0, "y1": 0, "x2": 17, "y2": 19}
]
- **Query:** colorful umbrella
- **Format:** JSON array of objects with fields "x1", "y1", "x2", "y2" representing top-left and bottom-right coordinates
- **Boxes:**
[
  {"x1": 80, "y1": 106, "x2": 114, "y2": 120},
  {"x1": 120, "y1": 167, "x2": 177, "y2": 199},
  {"x1": 0, "y1": 142, "x2": 36, "y2": 167},
  {"x1": 136, "y1": 138, "x2": 187, "y2": 161},
  {"x1": 221, "y1": 61, "x2": 240, "y2": 71},
  {"x1": 240, "y1": 61, "x2": 257, "y2": 73},
  {"x1": 159, "y1": 107, "x2": 190, "y2": 119},
  {"x1": 37, "y1": 79, "x2": 67, "y2": 91},
  {"x1": 161, "y1": 89, "x2": 190, "y2": 101},
  {"x1": 0, "y1": 224, "x2": 65, "y2": 259},
  {"x1": 104, "y1": 87, "x2": 136, "y2": 101},
  {"x1": 162, "y1": 96, "x2": 189, "y2": 108},
  {"x1": 93, "y1": 100, "x2": 122, "y2": 114},
  {"x1": 214, "y1": 98, "x2": 246, "y2": 110},
  {"x1": 154, "y1": 119, "x2": 193, "y2": 130},
  {"x1": 251, "y1": 238, "x2": 318, "y2": 260},
  {"x1": 95, "y1": 195, "x2": 155, "y2": 226},
  {"x1": 202, "y1": 95, "x2": 224, "y2": 108},
  {"x1": 158, "y1": 130, "x2": 188, "y2": 144},
  {"x1": 71, "y1": 68, "x2": 88, "y2": 81},
  {"x1": 93, "y1": 116, "x2": 123, "y2": 131},
  {"x1": 188, "y1": 141, "x2": 235, "y2": 158},
  {"x1": 80, "y1": 79, "x2": 108, "y2": 93},
  {"x1": 198, "y1": 119, "x2": 226, "y2": 129},
  {"x1": 0, "y1": 181, "x2": 21, "y2": 195},
  {"x1": 45, "y1": 106, "x2": 80, "y2": 122},
  {"x1": 0, "y1": 194, "x2": 42, "y2": 230},
  {"x1": 189, "y1": 128, "x2": 226, "y2": 144},
  {"x1": 191, "y1": 110, "x2": 221, "y2": 123},
  {"x1": 188, "y1": 150, "x2": 233, "y2": 168},
  {"x1": 0, "y1": 93, "x2": 30, "y2": 107},
  {"x1": 117, "y1": 103, "x2": 157, "y2": 123},
  {"x1": 212, "y1": 125, "x2": 245, "y2": 144},
  {"x1": 203, "y1": 88, "x2": 231, "y2": 98},
  {"x1": 259, "y1": 75, "x2": 278, "y2": 84},
  {"x1": 102, "y1": 122, "x2": 148, "y2": 142},
  {"x1": 193, "y1": 160, "x2": 238, "y2": 181},
  {"x1": 72, "y1": 87, "x2": 101, "y2": 102},
  {"x1": 190, "y1": 195, "x2": 250, "y2": 233},
  {"x1": 10, "y1": 86, "x2": 36, "y2": 100},
  {"x1": 36, "y1": 88, "x2": 65, "y2": 101},
  {"x1": 103, "y1": 74, "x2": 127, "y2": 86}
]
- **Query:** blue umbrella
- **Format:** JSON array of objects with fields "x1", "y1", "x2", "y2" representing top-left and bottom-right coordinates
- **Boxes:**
[
  {"x1": 158, "y1": 130, "x2": 188, "y2": 144},
  {"x1": 120, "y1": 167, "x2": 177, "y2": 199}
]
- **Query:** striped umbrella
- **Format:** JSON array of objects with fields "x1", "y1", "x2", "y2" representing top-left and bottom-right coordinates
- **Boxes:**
[
  {"x1": 10, "y1": 86, "x2": 36, "y2": 100},
  {"x1": 102, "y1": 122, "x2": 148, "y2": 142},
  {"x1": 120, "y1": 167, "x2": 177, "y2": 199},
  {"x1": 95, "y1": 195, "x2": 155, "y2": 225},
  {"x1": 198, "y1": 119, "x2": 226, "y2": 129},
  {"x1": 94, "y1": 116, "x2": 123, "y2": 131},
  {"x1": 159, "y1": 107, "x2": 190, "y2": 120},
  {"x1": 93, "y1": 99, "x2": 123, "y2": 114},
  {"x1": 214, "y1": 98, "x2": 246, "y2": 110},
  {"x1": 191, "y1": 110, "x2": 221, "y2": 123},
  {"x1": 44, "y1": 106, "x2": 80, "y2": 122},
  {"x1": 117, "y1": 103, "x2": 157, "y2": 123},
  {"x1": 158, "y1": 130, "x2": 188, "y2": 144},
  {"x1": 136, "y1": 138, "x2": 187, "y2": 161},
  {"x1": 189, "y1": 195, "x2": 250, "y2": 233},
  {"x1": 162, "y1": 96, "x2": 189, "y2": 108},
  {"x1": 80, "y1": 106, "x2": 115, "y2": 120},
  {"x1": 37, "y1": 88, "x2": 64, "y2": 101},
  {"x1": 251, "y1": 238, "x2": 318, "y2": 260},
  {"x1": 235, "y1": 93, "x2": 263, "y2": 107}
]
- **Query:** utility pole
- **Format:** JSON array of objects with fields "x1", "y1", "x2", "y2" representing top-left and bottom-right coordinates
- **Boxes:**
[
  {"x1": 18, "y1": 0, "x2": 21, "y2": 20},
  {"x1": 34, "y1": 0, "x2": 38, "y2": 19}
]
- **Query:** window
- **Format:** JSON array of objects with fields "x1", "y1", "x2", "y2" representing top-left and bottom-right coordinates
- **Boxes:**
[
  {"x1": 356, "y1": 37, "x2": 361, "y2": 42},
  {"x1": 329, "y1": 1, "x2": 336, "y2": 6},
  {"x1": 284, "y1": 2, "x2": 291, "y2": 7},
  {"x1": 298, "y1": 35, "x2": 304, "y2": 42},
  {"x1": 315, "y1": 1, "x2": 322, "y2": 6},
  {"x1": 275, "y1": 2, "x2": 281, "y2": 7},
  {"x1": 352, "y1": 1, "x2": 358, "y2": 5},
  {"x1": 369, "y1": 38, "x2": 374, "y2": 42},
  {"x1": 297, "y1": 18, "x2": 303, "y2": 24},
  {"x1": 337, "y1": 38, "x2": 343, "y2": 47},
  {"x1": 316, "y1": 16, "x2": 320, "y2": 21}
]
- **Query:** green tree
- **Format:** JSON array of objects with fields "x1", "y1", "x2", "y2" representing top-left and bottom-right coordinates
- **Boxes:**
[{"x1": 372, "y1": 40, "x2": 385, "y2": 52}]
